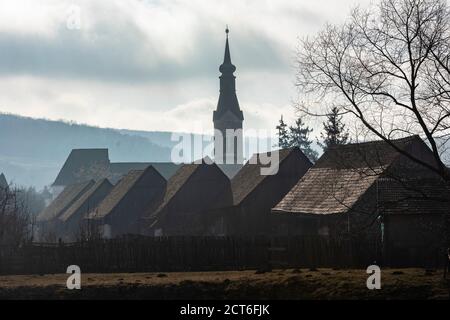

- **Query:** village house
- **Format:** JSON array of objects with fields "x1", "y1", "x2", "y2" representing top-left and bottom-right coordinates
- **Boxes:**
[
  {"x1": 37, "y1": 180, "x2": 95, "y2": 240},
  {"x1": 211, "y1": 147, "x2": 312, "y2": 236},
  {"x1": 57, "y1": 178, "x2": 113, "y2": 242},
  {"x1": 52, "y1": 148, "x2": 180, "y2": 193},
  {"x1": 146, "y1": 159, "x2": 233, "y2": 236},
  {"x1": 272, "y1": 136, "x2": 450, "y2": 266},
  {"x1": 86, "y1": 166, "x2": 166, "y2": 238}
]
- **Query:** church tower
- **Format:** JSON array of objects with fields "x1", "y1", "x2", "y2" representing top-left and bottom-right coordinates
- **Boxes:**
[{"x1": 213, "y1": 27, "x2": 244, "y2": 164}]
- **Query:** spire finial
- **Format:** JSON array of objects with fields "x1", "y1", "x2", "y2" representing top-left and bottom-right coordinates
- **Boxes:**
[{"x1": 220, "y1": 25, "x2": 235, "y2": 73}]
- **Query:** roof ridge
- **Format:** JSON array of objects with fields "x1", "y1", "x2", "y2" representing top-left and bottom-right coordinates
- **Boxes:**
[
  {"x1": 327, "y1": 135, "x2": 419, "y2": 150},
  {"x1": 232, "y1": 148, "x2": 299, "y2": 205}
]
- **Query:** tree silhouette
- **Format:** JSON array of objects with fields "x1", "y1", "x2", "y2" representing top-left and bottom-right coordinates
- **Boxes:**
[
  {"x1": 296, "y1": 0, "x2": 450, "y2": 183},
  {"x1": 289, "y1": 117, "x2": 319, "y2": 162},
  {"x1": 319, "y1": 107, "x2": 349, "y2": 152},
  {"x1": 276, "y1": 115, "x2": 290, "y2": 149}
]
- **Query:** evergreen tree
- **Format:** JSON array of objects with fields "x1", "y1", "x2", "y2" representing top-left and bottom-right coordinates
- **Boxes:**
[
  {"x1": 276, "y1": 115, "x2": 290, "y2": 148},
  {"x1": 319, "y1": 107, "x2": 349, "y2": 152},
  {"x1": 289, "y1": 117, "x2": 319, "y2": 162}
]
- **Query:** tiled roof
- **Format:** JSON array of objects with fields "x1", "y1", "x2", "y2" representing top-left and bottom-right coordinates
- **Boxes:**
[
  {"x1": 38, "y1": 180, "x2": 95, "y2": 222},
  {"x1": 58, "y1": 178, "x2": 113, "y2": 222},
  {"x1": 151, "y1": 163, "x2": 200, "y2": 218},
  {"x1": 88, "y1": 169, "x2": 148, "y2": 219},
  {"x1": 378, "y1": 177, "x2": 450, "y2": 215},
  {"x1": 273, "y1": 136, "x2": 424, "y2": 215},
  {"x1": 53, "y1": 149, "x2": 109, "y2": 186},
  {"x1": 231, "y1": 148, "x2": 311, "y2": 205},
  {"x1": 109, "y1": 162, "x2": 180, "y2": 181}
]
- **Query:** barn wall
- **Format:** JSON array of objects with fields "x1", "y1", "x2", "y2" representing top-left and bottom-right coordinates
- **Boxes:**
[
  {"x1": 105, "y1": 170, "x2": 166, "y2": 237},
  {"x1": 58, "y1": 182, "x2": 113, "y2": 242},
  {"x1": 227, "y1": 151, "x2": 311, "y2": 236},
  {"x1": 151, "y1": 165, "x2": 232, "y2": 236},
  {"x1": 385, "y1": 214, "x2": 447, "y2": 267}
]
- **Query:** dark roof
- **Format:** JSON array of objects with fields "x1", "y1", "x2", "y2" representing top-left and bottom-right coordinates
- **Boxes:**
[
  {"x1": 315, "y1": 135, "x2": 421, "y2": 169},
  {"x1": 0, "y1": 173, "x2": 7, "y2": 189},
  {"x1": 273, "y1": 136, "x2": 428, "y2": 215},
  {"x1": 150, "y1": 159, "x2": 228, "y2": 220},
  {"x1": 154, "y1": 163, "x2": 200, "y2": 214},
  {"x1": 378, "y1": 177, "x2": 450, "y2": 215},
  {"x1": 53, "y1": 147, "x2": 181, "y2": 187},
  {"x1": 231, "y1": 148, "x2": 311, "y2": 205},
  {"x1": 38, "y1": 180, "x2": 95, "y2": 222},
  {"x1": 109, "y1": 162, "x2": 180, "y2": 181},
  {"x1": 53, "y1": 149, "x2": 109, "y2": 186},
  {"x1": 88, "y1": 166, "x2": 163, "y2": 219},
  {"x1": 58, "y1": 178, "x2": 113, "y2": 222}
]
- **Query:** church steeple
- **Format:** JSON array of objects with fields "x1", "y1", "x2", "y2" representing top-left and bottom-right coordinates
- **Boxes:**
[
  {"x1": 220, "y1": 26, "x2": 235, "y2": 74},
  {"x1": 214, "y1": 27, "x2": 244, "y2": 121},
  {"x1": 213, "y1": 27, "x2": 244, "y2": 165}
]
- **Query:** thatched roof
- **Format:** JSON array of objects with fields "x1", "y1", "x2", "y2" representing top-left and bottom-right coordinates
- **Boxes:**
[
  {"x1": 38, "y1": 180, "x2": 95, "y2": 222},
  {"x1": 231, "y1": 148, "x2": 312, "y2": 205},
  {"x1": 0, "y1": 173, "x2": 7, "y2": 189},
  {"x1": 58, "y1": 178, "x2": 113, "y2": 222},
  {"x1": 273, "y1": 136, "x2": 434, "y2": 216}
]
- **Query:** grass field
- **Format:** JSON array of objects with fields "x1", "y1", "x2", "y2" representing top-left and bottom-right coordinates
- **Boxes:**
[{"x1": 0, "y1": 268, "x2": 449, "y2": 300}]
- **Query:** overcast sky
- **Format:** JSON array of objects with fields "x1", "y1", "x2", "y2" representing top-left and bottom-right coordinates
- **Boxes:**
[{"x1": 0, "y1": 0, "x2": 372, "y2": 135}]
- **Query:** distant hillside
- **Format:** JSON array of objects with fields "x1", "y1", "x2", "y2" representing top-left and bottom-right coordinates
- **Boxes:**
[
  {"x1": 0, "y1": 113, "x2": 172, "y2": 189},
  {"x1": 0, "y1": 113, "x2": 276, "y2": 189}
]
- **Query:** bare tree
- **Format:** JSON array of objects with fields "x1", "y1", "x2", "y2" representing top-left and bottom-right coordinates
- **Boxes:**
[
  {"x1": 296, "y1": 0, "x2": 450, "y2": 182},
  {"x1": 0, "y1": 186, "x2": 33, "y2": 247}
]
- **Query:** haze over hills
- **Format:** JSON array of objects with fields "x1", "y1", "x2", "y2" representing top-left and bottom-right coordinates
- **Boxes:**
[
  {"x1": 4, "y1": 113, "x2": 445, "y2": 191},
  {"x1": 0, "y1": 113, "x2": 276, "y2": 189},
  {"x1": 0, "y1": 113, "x2": 175, "y2": 189}
]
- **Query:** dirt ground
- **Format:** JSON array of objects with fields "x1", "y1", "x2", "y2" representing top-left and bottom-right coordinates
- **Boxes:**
[{"x1": 0, "y1": 268, "x2": 449, "y2": 300}]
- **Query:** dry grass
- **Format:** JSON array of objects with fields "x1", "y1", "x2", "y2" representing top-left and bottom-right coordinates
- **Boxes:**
[{"x1": 0, "y1": 268, "x2": 449, "y2": 300}]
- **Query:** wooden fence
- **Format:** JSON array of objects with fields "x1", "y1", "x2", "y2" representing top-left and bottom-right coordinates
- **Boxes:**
[{"x1": 0, "y1": 235, "x2": 395, "y2": 275}]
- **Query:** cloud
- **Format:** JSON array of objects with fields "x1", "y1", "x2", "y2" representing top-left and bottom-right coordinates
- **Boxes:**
[{"x1": 0, "y1": 0, "x2": 373, "y2": 133}]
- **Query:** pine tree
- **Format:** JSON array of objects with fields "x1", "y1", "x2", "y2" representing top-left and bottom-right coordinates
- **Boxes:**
[
  {"x1": 319, "y1": 107, "x2": 349, "y2": 152},
  {"x1": 276, "y1": 115, "x2": 290, "y2": 149},
  {"x1": 289, "y1": 117, "x2": 319, "y2": 162}
]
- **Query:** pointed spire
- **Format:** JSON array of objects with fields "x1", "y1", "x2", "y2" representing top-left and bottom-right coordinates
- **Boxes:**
[
  {"x1": 224, "y1": 26, "x2": 231, "y2": 64},
  {"x1": 220, "y1": 26, "x2": 236, "y2": 74}
]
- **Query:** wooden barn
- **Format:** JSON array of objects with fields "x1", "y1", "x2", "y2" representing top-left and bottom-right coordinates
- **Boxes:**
[
  {"x1": 57, "y1": 178, "x2": 113, "y2": 242},
  {"x1": 52, "y1": 148, "x2": 180, "y2": 190},
  {"x1": 272, "y1": 136, "x2": 450, "y2": 266},
  {"x1": 213, "y1": 147, "x2": 312, "y2": 236},
  {"x1": 146, "y1": 159, "x2": 233, "y2": 236},
  {"x1": 87, "y1": 166, "x2": 166, "y2": 238},
  {"x1": 37, "y1": 180, "x2": 95, "y2": 240}
]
